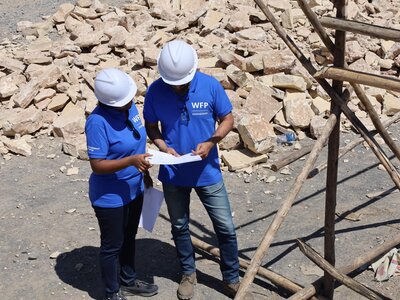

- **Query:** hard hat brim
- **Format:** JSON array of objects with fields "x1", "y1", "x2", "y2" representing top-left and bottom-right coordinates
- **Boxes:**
[
  {"x1": 98, "y1": 73, "x2": 137, "y2": 107},
  {"x1": 158, "y1": 47, "x2": 198, "y2": 86}
]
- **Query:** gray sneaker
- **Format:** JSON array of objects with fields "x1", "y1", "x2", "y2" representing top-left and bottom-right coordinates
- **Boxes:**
[
  {"x1": 120, "y1": 280, "x2": 158, "y2": 297},
  {"x1": 177, "y1": 273, "x2": 197, "y2": 300}
]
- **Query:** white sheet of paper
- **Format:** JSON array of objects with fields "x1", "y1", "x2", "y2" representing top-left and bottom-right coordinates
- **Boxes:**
[
  {"x1": 147, "y1": 148, "x2": 202, "y2": 165},
  {"x1": 139, "y1": 187, "x2": 164, "y2": 233}
]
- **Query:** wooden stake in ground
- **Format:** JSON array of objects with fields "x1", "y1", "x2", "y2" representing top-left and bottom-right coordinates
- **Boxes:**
[
  {"x1": 297, "y1": 239, "x2": 391, "y2": 300},
  {"x1": 323, "y1": 1, "x2": 346, "y2": 297}
]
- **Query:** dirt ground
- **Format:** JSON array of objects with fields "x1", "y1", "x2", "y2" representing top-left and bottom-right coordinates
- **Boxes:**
[{"x1": 1, "y1": 1, "x2": 400, "y2": 300}]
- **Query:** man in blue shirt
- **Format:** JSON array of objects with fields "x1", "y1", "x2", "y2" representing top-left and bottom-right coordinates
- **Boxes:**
[{"x1": 144, "y1": 40, "x2": 248, "y2": 299}]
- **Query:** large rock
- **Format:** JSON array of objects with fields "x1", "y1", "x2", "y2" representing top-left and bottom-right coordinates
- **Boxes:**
[
  {"x1": 52, "y1": 102, "x2": 86, "y2": 137},
  {"x1": 0, "y1": 73, "x2": 26, "y2": 99},
  {"x1": 62, "y1": 134, "x2": 88, "y2": 160},
  {"x1": 236, "y1": 27, "x2": 266, "y2": 41},
  {"x1": 219, "y1": 131, "x2": 241, "y2": 150},
  {"x1": 242, "y1": 85, "x2": 282, "y2": 122},
  {"x1": 52, "y1": 3, "x2": 75, "y2": 23},
  {"x1": 0, "y1": 55, "x2": 25, "y2": 72},
  {"x1": 283, "y1": 92, "x2": 315, "y2": 128},
  {"x1": 2, "y1": 138, "x2": 32, "y2": 156},
  {"x1": 221, "y1": 149, "x2": 268, "y2": 171},
  {"x1": 237, "y1": 119, "x2": 276, "y2": 154},
  {"x1": 263, "y1": 50, "x2": 296, "y2": 75},
  {"x1": 382, "y1": 93, "x2": 400, "y2": 115},
  {"x1": 2, "y1": 106, "x2": 44, "y2": 136},
  {"x1": 310, "y1": 115, "x2": 327, "y2": 139},
  {"x1": 272, "y1": 74, "x2": 307, "y2": 92},
  {"x1": 11, "y1": 65, "x2": 62, "y2": 108},
  {"x1": 226, "y1": 64, "x2": 254, "y2": 90}
]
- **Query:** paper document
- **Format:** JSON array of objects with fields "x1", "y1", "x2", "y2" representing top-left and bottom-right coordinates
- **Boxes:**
[
  {"x1": 147, "y1": 148, "x2": 202, "y2": 165},
  {"x1": 139, "y1": 187, "x2": 164, "y2": 233}
]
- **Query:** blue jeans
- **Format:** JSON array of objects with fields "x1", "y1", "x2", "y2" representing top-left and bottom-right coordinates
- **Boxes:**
[{"x1": 163, "y1": 180, "x2": 239, "y2": 283}]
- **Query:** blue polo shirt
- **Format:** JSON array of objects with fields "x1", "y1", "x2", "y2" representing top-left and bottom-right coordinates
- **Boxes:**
[
  {"x1": 85, "y1": 104, "x2": 146, "y2": 208},
  {"x1": 144, "y1": 72, "x2": 232, "y2": 187}
]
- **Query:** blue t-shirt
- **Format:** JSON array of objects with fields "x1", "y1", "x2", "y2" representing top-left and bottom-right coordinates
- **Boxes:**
[
  {"x1": 143, "y1": 72, "x2": 232, "y2": 187},
  {"x1": 85, "y1": 104, "x2": 146, "y2": 208}
]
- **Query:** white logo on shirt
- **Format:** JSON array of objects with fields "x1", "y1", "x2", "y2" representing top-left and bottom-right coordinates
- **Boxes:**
[
  {"x1": 191, "y1": 102, "x2": 209, "y2": 109},
  {"x1": 132, "y1": 114, "x2": 141, "y2": 123},
  {"x1": 88, "y1": 146, "x2": 100, "y2": 152}
]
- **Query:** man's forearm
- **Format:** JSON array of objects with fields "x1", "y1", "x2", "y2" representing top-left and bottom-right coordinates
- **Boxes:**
[
  {"x1": 145, "y1": 123, "x2": 168, "y2": 152},
  {"x1": 209, "y1": 113, "x2": 234, "y2": 145}
]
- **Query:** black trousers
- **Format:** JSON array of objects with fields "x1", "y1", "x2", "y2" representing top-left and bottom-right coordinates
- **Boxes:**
[{"x1": 93, "y1": 195, "x2": 143, "y2": 296}]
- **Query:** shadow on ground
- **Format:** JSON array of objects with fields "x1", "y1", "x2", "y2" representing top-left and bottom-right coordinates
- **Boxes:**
[{"x1": 54, "y1": 238, "x2": 179, "y2": 299}]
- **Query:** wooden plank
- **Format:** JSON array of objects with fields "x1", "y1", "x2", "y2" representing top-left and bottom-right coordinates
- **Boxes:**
[
  {"x1": 320, "y1": 16, "x2": 400, "y2": 42},
  {"x1": 314, "y1": 66, "x2": 400, "y2": 93},
  {"x1": 271, "y1": 144, "x2": 313, "y2": 172}
]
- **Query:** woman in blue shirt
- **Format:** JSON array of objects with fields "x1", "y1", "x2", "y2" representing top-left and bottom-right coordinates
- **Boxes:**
[{"x1": 85, "y1": 68, "x2": 158, "y2": 300}]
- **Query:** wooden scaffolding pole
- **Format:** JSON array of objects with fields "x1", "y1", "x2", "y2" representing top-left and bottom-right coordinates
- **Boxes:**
[
  {"x1": 257, "y1": 0, "x2": 400, "y2": 191},
  {"x1": 288, "y1": 233, "x2": 400, "y2": 300},
  {"x1": 234, "y1": 110, "x2": 339, "y2": 299},
  {"x1": 297, "y1": 240, "x2": 390, "y2": 300},
  {"x1": 236, "y1": 0, "x2": 400, "y2": 298},
  {"x1": 296, "y1": 0, "x2": 400, "y2": 166},
  {"x1": 319, "y1": 16, "x2": 400, "y2": 42},
  {"x1": 314, "y1": 67, "x2": 400, "y2": 93},
  {"x1": 191, "y1": 237, "x2": 317, "y2": 296},
  {"x1": 309, "y1": 112, "x2": 400, "y2": 178},
  {"x1": 323, "y1": 1, "x2": 346, "y2": 297}
]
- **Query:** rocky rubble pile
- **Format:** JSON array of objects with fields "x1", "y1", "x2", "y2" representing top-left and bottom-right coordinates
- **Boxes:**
[{"x1": 0, "y1": 0, "x2": 399, "y2": 171}]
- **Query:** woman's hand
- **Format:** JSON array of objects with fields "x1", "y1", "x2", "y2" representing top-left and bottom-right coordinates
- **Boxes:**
[{"x1": 130, "y1": 153, "x2": 152, "y2": 172}]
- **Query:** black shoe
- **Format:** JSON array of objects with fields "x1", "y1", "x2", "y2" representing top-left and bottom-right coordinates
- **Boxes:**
[
  {"x1": 121, "y1": 280, "x2": 158, "y2": 297},
  {"x1": 103, "y1": 290, "x2": 127, "y2": 300}
]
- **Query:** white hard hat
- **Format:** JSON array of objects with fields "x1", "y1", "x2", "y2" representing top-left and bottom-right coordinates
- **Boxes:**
[
  {"x1": 94, "y1": 68, "x2": 137, "y2": 107},
  {"x1": 157, "y1": 40, "x2": 198, "y2": 85}
]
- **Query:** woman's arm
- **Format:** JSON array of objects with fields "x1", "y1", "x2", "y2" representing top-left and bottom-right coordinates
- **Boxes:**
[{"x1": 90, "y1": 153, "x2": 152, "y2": 174}]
